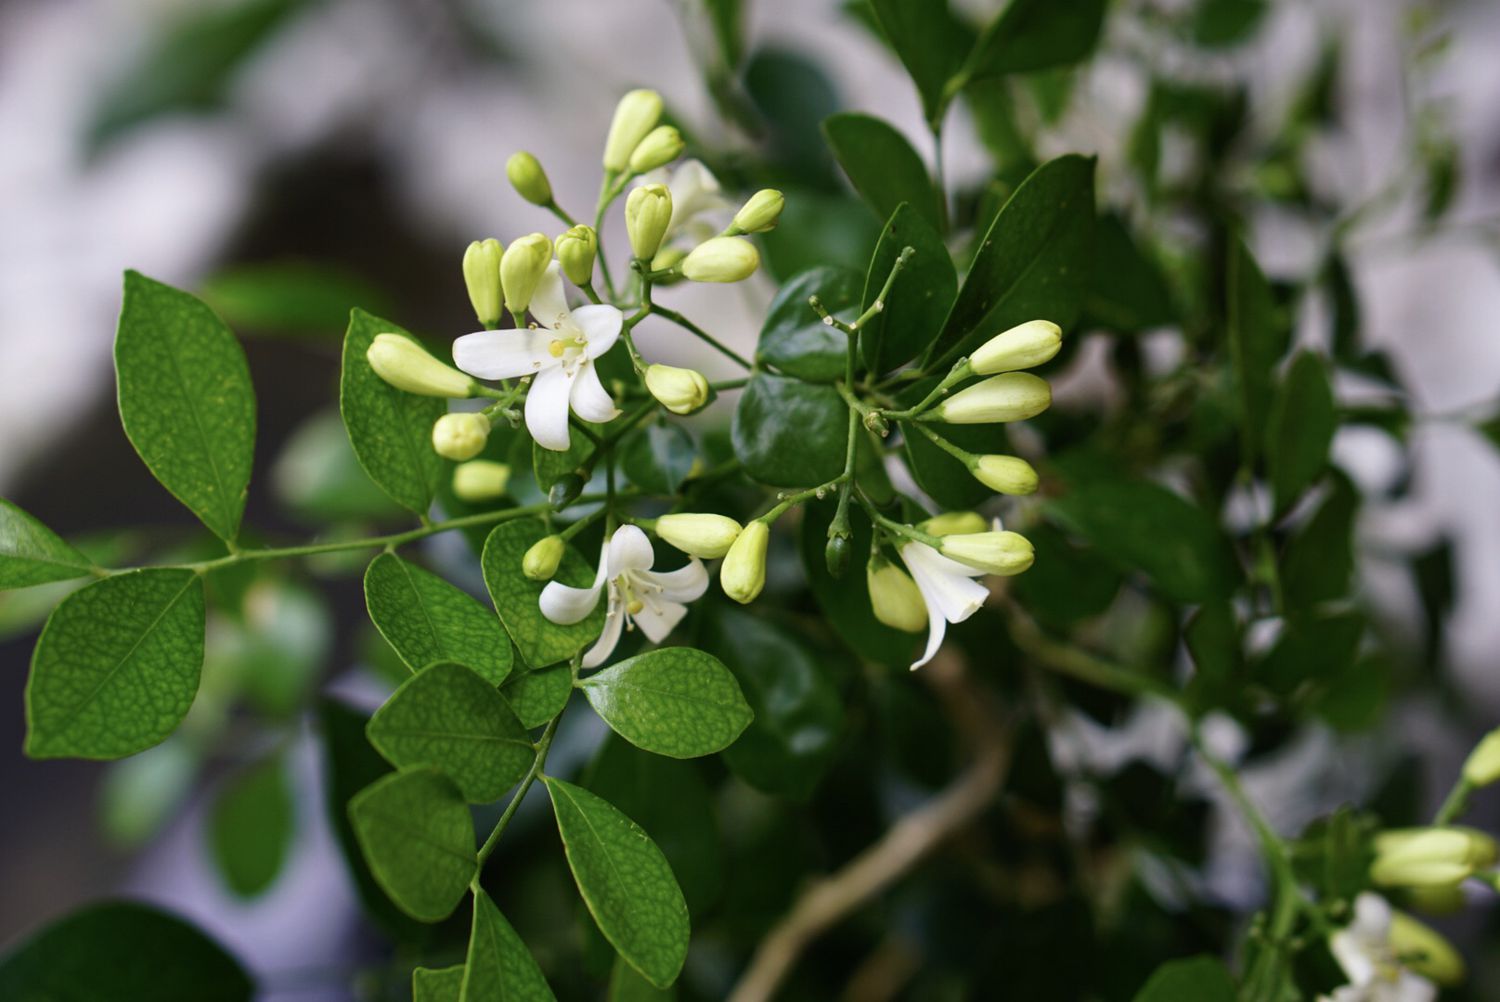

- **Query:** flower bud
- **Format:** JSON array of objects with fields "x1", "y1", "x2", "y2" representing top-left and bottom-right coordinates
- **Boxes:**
[
  {"x1": 431, "y1": 413, "x2": 489, "y2": 461},
  {"x1": 972, "y1": 455, "x2": 1039, "y2": 495},
  {"x1": 1404, "y1": 882, "x2": 1466, "y2": 915},
  {"x1": 655, "y1": 513, "x2": 742, "y2": 559},
  {"x1": 1371, "y1": 827, "x2": 1499, "y2": 888},
  {"x1": 969, "y1": 320, "x2": 1063, "y2": 375},
  {"x1": 556, "y1": 225, "x2": 599, "y2": 287},
  {"x1": 626, "y1": 184, "x2": 673, "y2": 261},
  {"x1": 730, "y1": 189, "x2": 785, "y2": 234},
  {"x1": 367, "y1": 333, "x2": 477, "y2": 398},
  {"x1": 721, "y1": 520, "x2": 769, "y2": 604},
  {"x1": 602, "y1": 89, "x2": 663, "y2": 172},
  {"x1": 644, "y1": 363, "x2": 709, "y2": 415},
  {"x1": 649, "y1": 247, "x2": 688, "y2": 285},
  {"x1": 867, "y1": 558, "x2": 926, "y2": 633},
  {"x1": 825, "y1": 533, "x2": 851, "y2": 578},
  {"x1": 918, "y1": 511, "x2": 988, "y2": 537},
  {"x1": 523, "y1": 535, "x2": 565, "y2": 581},
  {"x1": 682, "y1": 236, "x2": 759, "y2": 283},
  {"x1": 452, "y1": 460, "x2": 511, "y2": 502},
  {"x1": 939, "y1": 530, "x2": 1035, "y2": 576},
  {"x1": 1462, "y1": 727, "x2": 1500, "y2": 788},
  {"x1": 1389, "y1": 910, "x2": 1466, "y2": 986},
  {"x1": 462, "y1": 238, "x2": 504, "y2": 328},
  {"x1": 932, "y1": 373, "x2": 1052, "y2": 424},
  {"x1": 628, "y1": 125, "x2": 684, "y2": 173},
  {"x1": 506, "y1": 151, "x2": 553, "y2": 206},
  {"x1": 500, "y1": 233, "x2": 553, "y2": 316}
]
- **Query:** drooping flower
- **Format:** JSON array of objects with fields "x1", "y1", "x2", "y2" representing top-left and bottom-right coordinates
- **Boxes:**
[
  {"x1": 453, "y1": 264, "x2": 622, "y2": 451},
  {"x1": 1320, "y1": 894, "x2": 1440, "y2": 1002},
  {"x1": 897, "y1": 540, "x2": 990, "y2": 670},
  {"x1": 539, "y1": 525, "x2": 708, "y2": 668}
]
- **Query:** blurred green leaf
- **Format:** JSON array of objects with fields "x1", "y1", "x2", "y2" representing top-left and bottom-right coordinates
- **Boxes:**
[
  {"x1": 201, "y1": 261, "x2": 391, "y2": 336},
  {"x1": 578, "y1": 647, "x2": 753, "y2": 758},
  {"x1": 1280, "y1": 475, "x2": 1358, "y2": 612},
  {"x1": 272, "y1": 411, "x2": 406, "y2": 524},
  {"x1": 732, "y1": 373, "x2": 847, "y2": 487},
  {"x1": 1227, "y1": 237, "x2": 1287, "y2": 466},
  {"x1": 1189, "y1": 0, "x2": 1268, "y2": 47},
  {"x1": 365, "y1": 553, "x2": 513, "y2": 684},
  {"x1": 1131, "y1": 955, "x2": 1235, "y2": 1001},
  {"x1": 757, "y1": 267, "x2": 862, "y2": 382},
  {"x1": 800, "y1": 498, "x2": 914, "y2": 665},
  {"x1": 348, "y1": 767, "x2": 475, "y2": 923},
  {"x1": 823, "y1": 113, "x2": 942, "y2": 231},
  {"x1": 967, "y1": 0, "x2": 1107, "y2": 79},
  {"x1": 413, "y1": 965, "x2": 465, "y2": 1002},
  {"x1": 100, "y1": 737, "x2": 199, "y2": 848},
  {"x1": 609, "y1": 953, "x2": 676, "y2": 1000},
  {"x1": 482, "y1": 520, "x2": 604, "y2": 669},
  {"x1": 758, "y1": 188, "x2": 882, "y2": 282},
  {"x1": 460, "y1": 890, "x2": 556, "y2": 1001},
  {"x1": 865, "y1": 0, "x2": 973, "y2": 124},
  {"x1": 209, "y1": 754, "x2": 294, "y2": 897},
  {"x1": 1084, "y1": 214, "x2": 1175, "y2": 333},
  {"x1": 1267, "y1": 352, "x2": 1336, "y2": 513}
]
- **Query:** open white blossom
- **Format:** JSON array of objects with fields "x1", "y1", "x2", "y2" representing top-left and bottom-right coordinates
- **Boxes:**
[
  {"x1": 898, "y1": 541, "x2": 989, "y2": 671},
  {"x1": 539, "y1": 524, "x2": 707, "y2": 668},
  {"x1": 452, "y1": 263, "x2": 621, "y2": 451},
  {"x1": 638, "y1": 159, "x2": 731, "y2": 247},
  {"x1": 1321, "y1": 894, "x2": 1437, "y2": 1002}
]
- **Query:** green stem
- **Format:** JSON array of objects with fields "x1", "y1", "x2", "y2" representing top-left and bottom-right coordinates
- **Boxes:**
[
  {"x1": 911, "y1": 422, "x2": 974, "y2": 465},
  {"x1": 651, "y1": 305, "x2": 753, "y2": 370},
  {"x1": 545, "y1": 200, "x2": 578, "y2": 228},
  {"x1": 881, "y1": 360, "x2": 974, "y2": 421},
  {"x1": 474, "y1": 715, "x2": 561, "y2": 873},
  {"x1": 1434, "y1": 777, "x2": 1474, "y2": 825}
]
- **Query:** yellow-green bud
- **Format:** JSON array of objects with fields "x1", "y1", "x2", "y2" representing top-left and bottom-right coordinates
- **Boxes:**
[
  {"x1": 721, "y1": 520, "x2": 769, "y2": 604},
  {"x1": 523, "y1": 535, "x2": 565, "y2": 581},
  {"x1": 602, "y1": 89, "x2": 663, "y2": 172},
  {"x1": 1371, "y1": 827, "x2": 1499, "y2": 888},
  {"x1": 969, "y1": 320, "x2": 1063, "y2": 375},
  {"x1": 649, "y1": 246, "x2": 688, "y2": 284},
  {"x1": 730, "y1": 189, "x2": 785, "y2": 234},
  {"x1": 867, "y1": 558, "x2": 926, "y2": 633},
  {"x1": 918, "y1": 511, "x2": 988, "y2": 537},
  {"x1": 682, "y1": 236, "x2": 759, "y2": 283},
  {"x1": 462, "y1": 238, "x2": 504, "y2": 328},
  {"x1": 431, "y1": 413, "x2": 489, "y2": 461},
  {"x1": 644, "y1": 363, "x2": 709, "y2": 415},
  {"x1": 655, "y1": 513, "x2": 742, "y2": 559},
  {"x1": 1462, "y1": 727, "x2": 1500, "y2": 788},
  {"x1": 506, "y1": 151, "x2": 552, "y2": 206},
  {"x1": 939, "y1": 530, "x2": 1035, "y2": 576},
  {"x1": 367, "y1": 333, "x2": 477, "y2": 398},
  {"x1": 628, "y1": 125, "x2": 684, "y2": 173},
  {"x1": 452, "y1": 460, "x2": 511, "y2": 502},
  {"x1": 933, "y1": 373, "x2": 1052, "y2": 424},
  {"x1": 972, "y1": 455, "x2": 1039, "y2": 495},
  {"x1": 556, "y1": 225, "x2": 599, "y2": 287},
  {"x1": 500, "y1": 233, "x2": 553, "y2": 316},
  {"x1": 1389, "y1": 910, "x2": 1466, "y2": 986},
  {"x1": 626, "y1": 184, "x2": 673, "y2": 261},
  {"x1": 1403, "y1": 882, "x2": 1467, "y2": 915}
]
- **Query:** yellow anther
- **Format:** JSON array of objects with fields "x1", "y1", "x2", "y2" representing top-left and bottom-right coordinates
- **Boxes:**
[{"x1": 548, "y1": 340, "x2": 566, "y2": 358}]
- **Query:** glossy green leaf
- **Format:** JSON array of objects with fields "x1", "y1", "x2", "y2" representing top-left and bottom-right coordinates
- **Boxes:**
[
  {"x1": 502, "y1": 663, "x2": 574, "y2": 728},
  {"x1": 1266, "y1": 351, "x2": 1336, "y2": 513},
  {"x1": 482, "y1": 519, "x2": 604, "y2": 669},
  {"x1": 1227, "y1": 236, "x2": 1286, "y2": 465},
  {"x1": 460, "y1": 890, "x2": 556, "y2": 1001},
  {"x1": 860, "y1": 203, "x2": 957, "y2": 375},
  {"x1": 544, "y1": 776, "x2": 689, "y2": 989},
  {"x1": 0, "y1": 901, "x2": 253, "y2": 1001},
  {"x1": 756, "y1": 267, "x2": 861, "y2": 382},
  {"x1": 867, "y1": 0, "x2": 974, "y2": 125},
  {"x1": 367, "y1": 663, "x2": 534, "y2": 803},
  {"x1": 578, "y1": 648, "x2": 753, "y2": 759},
  {"x1": 0, "y1": 498, "x2": 94, "y2": 589},
  {"x1": 364, "y1": 553, "x2": 512, "y2": 685},
  {"x1": 732, "y1": 373, "x2": 846, "y2": 487},
  {"x1": 966, "y1": 0, "x2": 1107, "y2": 78},
  {"x1": 1132, "y1": 955, "x2": 1235, "y2": 1001},
  {"x1": 534, "y1": 420, "x2": 602, "y2": 491},
  {"x1": 609, "y1": 954, "x2": 676, "y2": 1001},
  {"x1": 900, "y1": 401, "x2": 1011, "y2": 509},
  {"x1": 930, "y1": 154, "x2": 1095, "y2": 366},
  {"x1": 823, "y1": 112, "x2": 942, "y2": 231},
  {"x1": 209, "y1": 754, "x2": 294, "y2": 897},
  {"x1": 1084, "y1": 213, "x2": 1175, "y2": 333},
  {"x1": 340, "y1": 310, "x2": 445, "y2": 514},
  {"x1": 413, "y1": 965, "x2": 466, "y2": 1002},
  {"x1": 621, "y1": 423, "x2": 697, "y2": 496},
  {"x1": 25, "y1": 568, "x2": 205, "y2": 760},
  {"x1": 348, "y1": 767, "x2": 475, "y2": 922},
  {"x1": 115, "y1": 271, "x2": 256, "y2": 541},
  {"x1": 800, "y1": 499, "x2": 913, "y2": 664}
]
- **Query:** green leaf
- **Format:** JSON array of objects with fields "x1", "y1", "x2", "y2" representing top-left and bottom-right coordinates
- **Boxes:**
[
  {"x1": 348, "y1": 767, "x2": 475, "y2": 922},
  {"x1": 364, "y1": 553, "x2": 513, "y2": 685},
  {"x1": 544, "y1": 777, "x2": 689, "y2": 989},
  {"x1": 115, "y1": 271, "x2": 256, "y2": 541},
  {"x1": 272, "y1": 410, "x2": 406, "y2": 523},
  {"x1": 930, "y1": 155, "x2": 1095, "y2": 365},
  {"x1": 367, "y1": 663, "x2": 535, "y2": 803},
  {"x1": 867, "y1": 0, "x2": 974, "y2": 125},
  {"x1": 1131, "y1": 955, "x2": 1235, "y2": 1002},
  {"x1": 732, "y1": 373, "x2": 847, "y2": 487},
  {"x1": 860, "y1": 203, "x2": 957, "y2": 375},
  {"x1": 201, "y1": 260, "x2": 391, "y2": 336},
  {"x1": 800, "y1": 499, "x2": 913, "y2": 664},
  {"x1": 482, "y1": 519, "x2": 604, "y2": 669},
  {"x1": 966, "y1": 0, "x2": 1107, "y2": 79},
  {"x1": 25, "y1": 568, "x2": 205, "y2": 760},
  {"x1": 533, "y1": 420, "x2": 603, "y2": 491},
  {"x1": 0, "y1": 902, "x2": 253, "y2": 1001},
  {"x1": 609, "y1": 953, "x2": 676, "y2": 1001},
  {"x1": 1266, "y1": 351, "x2": 1336, "y2": 513},
  {"x1": 460, "y1": 890, "x2": 556, "y2": 1001},
  {"x1": 756, "y1": 267, "x2": 862, "y2": 382},
  {"x1": 899, "y1": 401, "x2": 1009, "y2": 509},
  {"x1": 1191, "y1": 0, "x2": 1268, "y2": 48},
  {"x1": 699, "y1": 606, "x2": 843, "y2": 798},
  {"x1": 209, "y1": 754, "x2": 294, "y2": 897},
  {"x1": 621, "y1": 423, "x2": 697, "y2": 495},
  {"x1": 0, "y1": 498, "x2": 94, "y2": 589},
  {"x1": 1083, "y1": 213, "x2": 1175, "y2": 333},
  {"x1": 1280, "y1": 474, "x2": 1359, "y2": 612},
  {"x1": 1227, "y1": 236, "x2": 1286, "y2": 466},
  {"x1": 413, "y1": 965, "x2": 466, "y2": 1002},
  {"x1": 823, "y1": 112, "x2": 942, "y2": 231},
  {"x1": 101, "y1": 738, "x2": 198, "y2": 848},
  {"x1": 1010, "y1": 521, "x2": 1123, "y2": 630},
  {"x1": 578, "y1": 648, "x2": 753, "y2": 759},
  {"x1": 340, "y1": 310, "x2": 445, "y2": 514},
  {"x1": 502, "y1": 663, "x2": 574, "y2": 728}
]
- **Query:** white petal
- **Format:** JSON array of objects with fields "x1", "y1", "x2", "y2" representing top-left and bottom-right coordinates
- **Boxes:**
[
  {"x1": 526, "y1": 364, "x2": 575, "y2": 451},
  {"x1": 574, "y1": 304, "x2": 623, "y2": 358},
  {"x1": 607, "y1": 525, "x2": 655, "y2": 575},
  {"x1": 910, "y1": 596, "x2": 947, "y2": 671},
  {"x1": 530, "y1": 263, "x2": 569, "y2": 331},
  {"x1": 570, "y1": 361, "x2": 621, "y2": 423},
  {"x1": 582, "y1": 598, "x2": 625, "y2": 668},
  {"x1": 452, "y1": 329, "x2": 555, "y2": 380},
  {"x1": 638, "y1": 559, "x2": 708, "y2": 604},
  {"x1": 667, "y1": 159, "x2": 728, "y2": 233},
  {"x1": 539, "y1": 579, "x2": 603, "y2": 625},
  {"x1": 632, "y1": 594, "x2": 688, "y2": 644},
  {"x1": 901, "y1": 543, "x2": 989, "y2": 624}
]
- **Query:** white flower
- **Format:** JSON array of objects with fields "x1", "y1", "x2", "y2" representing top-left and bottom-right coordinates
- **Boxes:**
[
  {"x1": 638, "y1": 159, "x2": 731, "y2": 247},
  {"x1": 1320, "y1": 894, "x2": 1437, "y2": 1002},
  {"x1": 898, "y1": 541, "x2": 989, "y2": 671},
  {"x1": 539, "y1": 525, "x2": 708, "y2": 669},
  {"x1": 452, "y1": 263, "x2": 622, "y2": 451}
]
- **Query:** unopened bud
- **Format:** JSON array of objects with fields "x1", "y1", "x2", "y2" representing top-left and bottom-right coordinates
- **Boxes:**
[
  {"x1": 506, "y1": 152, "x2": 553, "y2": 206},
  {"x1": 452, "y1": 460, "x2": 510, "y2": 502},
  {"x1": 825, "y1": 532, "x2": 851, "y2": 578},
  {"x1": 682, "y1": 237, "x2": 759, "y2": 283},
  {"x1": 523, "y1": 535, "x2": 565, "y2": 581},
  {"x1": 932, "y1": 373, "x2": 1051, "y2": 424},
  {"x1": 649, "y1": 246, "x2": 688, "y2": 284},
  {"x1": 500, "y1": 233, "x2": 553, "y2": 316},
  {"x1": 1389, "y1": 910, "x2": 1466, "y2": 986},
  {"x1": 462, "y1": 238, "x2": 504, "y2": 328},
  {"x1": 867, "y1": 558, "x2": 926, "y2": 633},
  {"x1": 626, "y1": 184, "x2": 673, "y2": 261},
  {"x1": 431, "y1": 413, "x2": 489, "y2": 461},
  {"x1": 972, "y1": 455, "x2": 1039, "y2": 495},
  {"x1": 644, "y1": 363, "x2": 709, "y2": 415},
  {"x1": 730, "y1": 189, "x2": 784, "y2": 234},
  {"x1": 603, "y1": 89, "x2": 663, "y2": 172},
  {"x1": 556, "y1": 225, "x2": 599, "y2": 287},
  {"x1": 628, "y1": 125, "x2": 684, "y2": 173},
  {"x1": 367, "y1": 333, "x2": 477, "y2": 398},
  {"x1": 1462, "y1": 728, "x2": 1500, "y2": 788},
  {"x1": 1372, "y1": 827, "x2": 1499, "y2": 888},
  {"x1": 720, "y1": 520, "x2": 769, "y2": 604},
  {"x1": 918, "y1": 511, "x2": 988, "y2": 537},
  {"x1": 969, "y1": 320, "x2": 1063, "y2": 375},
  {"x1": 655, "y1": 513, "x2": 742, "y2": 559},
  {"x1": 939, "y1": 530, "x2": 1035, "y2": 576}
]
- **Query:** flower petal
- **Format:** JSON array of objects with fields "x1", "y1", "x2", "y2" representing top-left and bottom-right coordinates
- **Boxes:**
[
  {"x1": 901, "y1": 542, "x2": 988, "y2": 625},
  {"x1": 607, "y1": 525, "x2": 655, "y2": 575},
  {"x1": 573, "y1": 304, "x2": 622, "y2": 358},
  {"x1": 632, "y1": 594, "x2": 688, "y2": 644},
  {"x1": 525, "y1": 363, "x2": 574, "y2": 451},
  {"x1": 539, "y1": 579, "x2": 603, "y2": 625},
  {"x1": 639, "y1": 559, "x2": 708, "y2": 604},
  {"x1": 570, "y1": 361, "x2": 621, "y2": 423},
  {"x1": 910, "y1": 594, "x2": 947, "y2": 671},
  {"x1": 582, "y1": 596, "x2": 625, "y2": 669},
  {"x1": 452, "y1": 328, "x2": 555, "y2": 380},
  {"x1": 530, "y1": 263, "x2": 569, "y2": 331}
]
